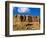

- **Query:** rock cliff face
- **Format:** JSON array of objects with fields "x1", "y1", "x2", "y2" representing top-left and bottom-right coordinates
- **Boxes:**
[{"x1": 13, "y1": 15, "x2": 40, "y2": 31}]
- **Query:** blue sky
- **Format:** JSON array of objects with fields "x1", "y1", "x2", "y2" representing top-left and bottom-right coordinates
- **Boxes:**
[{"x1": 13, "y1": 7, "x2": 40, "y2": 16}]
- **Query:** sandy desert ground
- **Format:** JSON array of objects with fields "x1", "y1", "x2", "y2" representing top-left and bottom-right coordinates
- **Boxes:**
[{"x1": 13, "y1": 15, "x2": 40, "y2": 31}]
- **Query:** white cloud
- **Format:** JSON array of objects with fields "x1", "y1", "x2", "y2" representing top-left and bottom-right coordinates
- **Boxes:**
[{"x1": 18, "y1": 7, "x2": 30, "y2": 13}]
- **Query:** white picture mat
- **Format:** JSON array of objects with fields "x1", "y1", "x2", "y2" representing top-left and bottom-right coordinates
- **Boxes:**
[{"x1": 9, "y1": 3, "x2": 43, "y2": 35}]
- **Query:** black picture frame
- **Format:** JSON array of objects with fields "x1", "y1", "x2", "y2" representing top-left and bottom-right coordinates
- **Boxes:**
[{"x1": 5, "y1": 1, "x2": 45, "y2": 37}]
